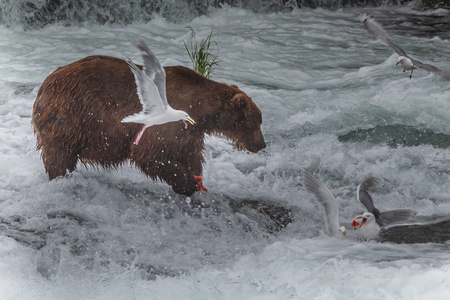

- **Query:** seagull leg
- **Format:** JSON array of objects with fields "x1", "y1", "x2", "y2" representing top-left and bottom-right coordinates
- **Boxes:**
[
  {"x1": 134, "y1": 125, "x2": 146, "y2": 145},
  {"x1": 409, "y1": 70, "x2": 413, "y2": 79}
]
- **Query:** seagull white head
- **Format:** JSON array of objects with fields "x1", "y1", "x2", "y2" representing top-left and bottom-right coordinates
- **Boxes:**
[
  {"x1": 352, "y1": 212, "x2": 380, "y2": 240},
  {"x1": 396, "y1": 56, "x2": 415, "y2": 70},
  {"x1": 356, "y1": 212, "x2": 376, "y2": 226},
  {"x1": 339, "y1": 226, "x2": 347, "y2": 237},
  {"x1": 172, "y1": 109, "x2": 196, "y2": 128},
  {"x1": 395, "y1": 56, "x2": 416, "y2": 79}
]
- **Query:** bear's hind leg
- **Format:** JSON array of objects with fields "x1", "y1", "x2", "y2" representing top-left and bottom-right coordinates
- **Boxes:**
[{"x1": 40, "y1": 145, "x2": 79, "y2": 180}]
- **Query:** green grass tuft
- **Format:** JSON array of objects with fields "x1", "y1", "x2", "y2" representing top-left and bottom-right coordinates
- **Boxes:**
[{"x1": 184, "y1": 27, "x2": 221, "y2": 79}]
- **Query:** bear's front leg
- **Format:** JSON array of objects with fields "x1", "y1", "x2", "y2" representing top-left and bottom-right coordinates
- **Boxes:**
[
  {"x1": 132, "y1": 158, "x2": 200, "y2": 196},
  {"x1": 170, "y1": 170, "x2": 200, "y2": 196}
]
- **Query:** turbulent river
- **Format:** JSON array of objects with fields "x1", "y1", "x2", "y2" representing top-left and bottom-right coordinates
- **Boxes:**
[{"x1": 1, "y1": 2, "x2": 450, "y2": 299}]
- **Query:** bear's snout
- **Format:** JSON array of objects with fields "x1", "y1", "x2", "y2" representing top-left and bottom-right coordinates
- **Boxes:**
[{"x1": 245, "y1": 130, "x2": 266, "y2": 153}]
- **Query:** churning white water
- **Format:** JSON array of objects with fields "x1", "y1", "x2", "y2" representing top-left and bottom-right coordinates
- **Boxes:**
[{"x1": 1, "y1": 4, "x2": 450, "y2": 299}]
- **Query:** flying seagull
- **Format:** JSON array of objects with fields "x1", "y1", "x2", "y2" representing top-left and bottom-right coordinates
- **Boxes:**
[
  {"x1": 122, "y1": 41, "x2": 196, "y2": 145},
  {"x1": 361, "y1": 14, "x2": 450, "y2": 80}
]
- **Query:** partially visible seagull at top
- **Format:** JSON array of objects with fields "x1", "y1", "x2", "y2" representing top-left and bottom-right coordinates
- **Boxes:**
[
  {"x1": 361, "y1": 14, "x2": 450, "y2": 81},
  {"x1": 122, "y1": 41, "x2": 196, "y2": 145}
]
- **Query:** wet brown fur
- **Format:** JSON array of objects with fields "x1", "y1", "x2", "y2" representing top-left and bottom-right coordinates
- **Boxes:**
[{"x1": 32, "y1": 55, "x2": 266, "y2": 195}]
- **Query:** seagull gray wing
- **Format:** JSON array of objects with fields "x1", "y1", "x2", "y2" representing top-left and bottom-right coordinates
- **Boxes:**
[
  {"x1": 126, "y1": 58, "x2": 164, "y2": 116},
  {"x1": 362, "y1": 14, "x2": 408, "y2": 57},
  {"x1": 136, "y1": 41, "x2": 169, "y2": 108},
  {"x1": 300, "y1": 169, "x2": 340, "y2": 237},
  {"x1": 357, "y1": 177, "x2": 416, "y2": 226},
  {"x1": 412, "y1": 60, "x2": 450, "y2": 80},
  {"x1": 357, "y1": 177, "x2": 381, "y2": 220},
  {"x1": 379, "y1": 209, "x2": 417, "y2": 226}
]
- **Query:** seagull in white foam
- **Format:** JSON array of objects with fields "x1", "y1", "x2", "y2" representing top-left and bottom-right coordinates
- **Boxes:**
[
  {"x1": 353, "y1": 212, "x2": 380, "y2": 241},
  {"x1": 301, "y1": 170, "x2": 450, "y2": 243},
  {"x1": 352, "y1": 210, "x2": 450, "y2": 243},
  {"x1": 301, "y1": 170, "x2": 421, "y2": 240},
  {"x1": 361, "y1": 14, "x2": 450, "y2": 80},
  {"x1": 122, "y1": 41, "x2": 196, "y2": 145},
  {"x1": 352, "y1": 180, "x2": 450, "y2": 243}
]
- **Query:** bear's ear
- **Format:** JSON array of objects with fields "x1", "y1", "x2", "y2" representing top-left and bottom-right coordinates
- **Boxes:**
[
  {"x1": 230, "y1": 84, "x2": 239, "y2": 90},
  {"x1": 230, "y1": 93, "x2": 248, "y2": 110}
]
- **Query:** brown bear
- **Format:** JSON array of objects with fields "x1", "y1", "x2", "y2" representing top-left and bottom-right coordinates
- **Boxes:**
[{"x1": 32, "y1": 55, "x2": 266, "y2": 196}]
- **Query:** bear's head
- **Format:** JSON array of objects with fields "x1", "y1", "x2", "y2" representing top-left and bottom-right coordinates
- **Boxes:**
[
  {"x1": 163, "y1": 66, "x2": 266, "y2": 153},
  {"x1": 219, "y1": 92, "x2": 266, "y2": 153}
]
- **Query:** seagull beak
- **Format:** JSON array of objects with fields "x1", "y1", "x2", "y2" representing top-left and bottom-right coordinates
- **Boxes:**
[
  {"x1": 395, "y1": 61, "x2": 401, "y2": 66},
  {"x1": 187, "y1": 118, "x2": 196, "y2": 125},
  {"x1": 355, "y1": 216, "x2": 367, "y2": 227}
]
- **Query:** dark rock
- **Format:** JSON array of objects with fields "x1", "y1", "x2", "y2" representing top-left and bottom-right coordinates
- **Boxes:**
[
  {"x1": 339, "y1": 124, "x2": 450, "y2": 148},
  {"x1": 380, "y1": 216, "x2": 450, "y2": 244}
]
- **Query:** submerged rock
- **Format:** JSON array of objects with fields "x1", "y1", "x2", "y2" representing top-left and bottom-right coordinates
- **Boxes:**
[
  {"x1": 229, "y1": 199, "x2": 293, "y2": 233},
  {"x1": 380, "y1": 216, "x2": 450, "y2": 244},
  {"x1": 339, "y1": 124, "x2": 450, "y2": 148}
]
